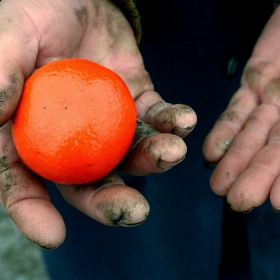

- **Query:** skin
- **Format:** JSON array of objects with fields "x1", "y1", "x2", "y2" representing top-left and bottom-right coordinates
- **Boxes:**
[
  {"x1": 203, "y1": 6, "x2": 280, "y2": 213},
  {"x1": 0, "y1": 0, "x2": 197, "y2": 248}
]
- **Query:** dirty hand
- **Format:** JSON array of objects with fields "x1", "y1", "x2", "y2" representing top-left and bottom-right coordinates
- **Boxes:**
[
  {"x1": 203, "y1": 6, "x2": 280, "y2": 213},
  {"x1": 0, "y1": 0, "x2": 197, "y2": 248}
]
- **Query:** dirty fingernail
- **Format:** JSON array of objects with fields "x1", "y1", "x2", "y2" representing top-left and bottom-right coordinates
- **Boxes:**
[
  {"x1": 116, "y1": 220, "x2": 146, "y2": 227},
  {"x1": 173, "y1": 124, "x2": 196, "y2": 137},
  {"x1": 158, "y1": 156, "x2": 185, "y2": 171},
  {"x1": 223, "y1": 138, "x2": 233, "y2": 150}
]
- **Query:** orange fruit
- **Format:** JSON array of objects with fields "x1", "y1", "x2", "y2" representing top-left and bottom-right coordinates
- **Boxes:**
[{"x1": 11, "y1": 58, "x2": 137, "y2": 185}]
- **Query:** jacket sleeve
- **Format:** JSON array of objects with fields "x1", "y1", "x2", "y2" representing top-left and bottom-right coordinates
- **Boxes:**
[{"x1": 111, "y1": 0, "x2": 142, "y2": 45}]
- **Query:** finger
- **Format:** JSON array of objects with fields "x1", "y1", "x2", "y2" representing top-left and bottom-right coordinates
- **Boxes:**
[
  {"x1": 203, "y1": 86, "x2": 258, "y2": 162},
  {"x1": 266, "y1": 121, "x2": 280, "y2": 211},
  {"x1": 209, "y1": 103, "x2": 279, "y2": 196},
  {"x1": 57, "y1": 173, "x2": 150, "y2": 227},
  {"x1": 226, "y1": 118, "x2": 280, "y2": 212},
  {"x1": 142, "y1": 102, "x2": 197, "y2": 138},
  {"x1": 118, "y1": 119, "x2": 187, "y2": 175},
  {"x1": 0, "y1": 122, "x2": 65, "y2": 249},
  {"x1": 118, "y1": 65, "x2": 197, "y2": 138},
  {"x1": 226, "y1": 141, "x2": 280, "y2": 212},
  {"x1": 270, "y1": 176, "x2": 280, "y2": 212},
  {"x1": 136, "y1": 90, "x2": 197, "y2": 137}
]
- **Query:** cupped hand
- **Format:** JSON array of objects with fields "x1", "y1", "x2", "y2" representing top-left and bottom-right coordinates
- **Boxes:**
[
  {"x1": 0, "y1": 0, "x2": 197, "y2": 248},
  {"x1": 203, "y1": 6, "x2": 280, "y2": 213}
]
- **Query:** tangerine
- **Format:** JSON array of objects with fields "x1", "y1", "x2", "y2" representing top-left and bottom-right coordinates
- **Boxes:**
[{"x1": 11, "y1": 58, "x2": 137, "y2": 185}]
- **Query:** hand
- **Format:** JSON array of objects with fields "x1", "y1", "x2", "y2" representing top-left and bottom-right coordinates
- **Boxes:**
[
  {"x1": 203, "y1": 6, "x2": 280, "y2": 213},
  {"x1": 0, "y1": 0, "x2": 197, "y2": 248}
]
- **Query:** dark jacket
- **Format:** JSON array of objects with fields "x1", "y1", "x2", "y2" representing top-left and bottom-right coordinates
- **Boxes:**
[{"x1": 42, "y1": 2, "x2": 278, "y2": 280}]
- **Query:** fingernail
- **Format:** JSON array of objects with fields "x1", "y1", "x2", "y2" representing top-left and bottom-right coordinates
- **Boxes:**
[
  {"x1": 228, "y1": 202, "x2": 254, "y2": 214},
  {"x1": 238, "y1": 208, "x2": 254, "y2": 214},
  {"x1": 173, "y1": 124, "x2": 196, "y2": 137},
  {"x1": 173, "y1": 124, "x2": 196, "y2": 132},
  {"x1": 116, "y1": 220, "x2": 146, "y2": 227},
  {"x1": 107, "y1": 201, "x2": 149, "y2": 227},
  {"x1": 204, "y1": 161, "x2": 218, "y2": 168},
  {"x1": 215, "y1": 138, "x2": 233, "y2": 157},
  {"x1": 34, "y1": 241, "x2": 56, "y2": 250},
  {"x1": 273, "y1": 208, "x2": 280, "y2": 213},
  {"x1": 158, "y1": 156, "x2": 185, "y2": 171},
  {"x1": 221, "y1": 138, "x2": 233, "y2": 153}
]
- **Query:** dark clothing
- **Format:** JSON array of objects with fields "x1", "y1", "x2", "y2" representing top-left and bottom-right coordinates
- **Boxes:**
[{"x1": 42, "y1": 1, "x2": 279, "y2": 279}]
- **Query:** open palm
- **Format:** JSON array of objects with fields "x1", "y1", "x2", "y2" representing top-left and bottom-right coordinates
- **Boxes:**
[{"x1": 203, "y1": 6, "x2": 280, "y2": 213}]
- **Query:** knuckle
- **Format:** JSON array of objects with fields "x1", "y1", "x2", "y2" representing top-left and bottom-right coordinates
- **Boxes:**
[{"x1": 218, "y1": 110, "x2": 246, "y2": 125}]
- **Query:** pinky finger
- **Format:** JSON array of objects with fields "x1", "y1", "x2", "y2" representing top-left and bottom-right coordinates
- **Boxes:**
[
  {"x1": 57, "y1": 173, "x2": 150, "y2": 227},
  {"x1": 0, "y1": 167, "x2": 66, "y2": 249}
]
